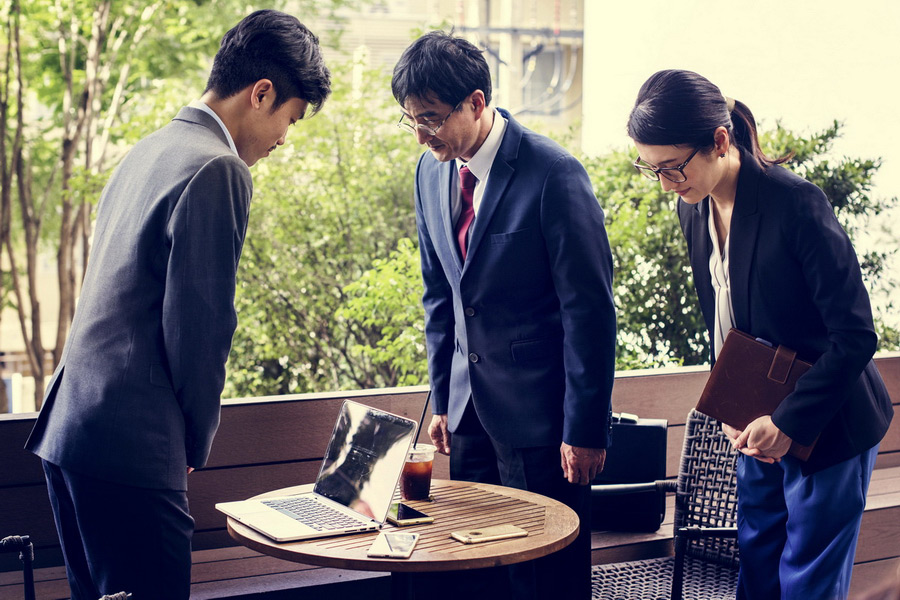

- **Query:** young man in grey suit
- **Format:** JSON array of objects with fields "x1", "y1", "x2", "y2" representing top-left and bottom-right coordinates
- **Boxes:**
[
  {"x1": 25, "y1": 10, "x2": 330, "y2": 599},
  {"x1": 392, "y1": 32, "x2": 616, "y2": 599}
]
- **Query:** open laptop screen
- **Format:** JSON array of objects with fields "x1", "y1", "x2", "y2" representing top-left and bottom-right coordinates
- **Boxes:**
[{"x1": 313, "y1": 401, "x2": 416, "y2": 522}]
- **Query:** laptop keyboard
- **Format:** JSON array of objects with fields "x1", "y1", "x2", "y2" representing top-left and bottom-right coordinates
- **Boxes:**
[{"x1": 262, "y1": 497, "x2": 366, "y2": 531}]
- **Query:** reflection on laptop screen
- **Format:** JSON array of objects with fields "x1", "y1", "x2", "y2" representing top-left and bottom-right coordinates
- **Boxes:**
[{"x1": 313, "y1": 401, "x2": 415, "y2": 522}]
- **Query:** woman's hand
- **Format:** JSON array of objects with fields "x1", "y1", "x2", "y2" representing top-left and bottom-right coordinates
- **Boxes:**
[
  {"x1": 732, "y1": 415, "x2": 793, "y2": 463},
  {"x1": 721, "y1": 422, "x2": 742, "y2": 443}
]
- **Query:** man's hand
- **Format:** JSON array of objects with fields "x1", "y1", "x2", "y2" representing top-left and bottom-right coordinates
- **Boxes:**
[
  {"x1": 730, "y1": 415, "x2": 793, "y2": 464},
  {"x1": 560, "y1": 443, "x2": 606, "y2": 485},
  {"x1": 429, "y1": 414, "x2": 451, "y2": 455},
  {"x1": 187, "y1": 467, "x2": 195, "y2": 474}
]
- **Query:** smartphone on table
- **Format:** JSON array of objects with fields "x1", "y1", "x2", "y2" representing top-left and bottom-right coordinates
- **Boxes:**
[
  {"x1": 366, "y1": 531, "x2": 420, "y2": 558},
  {"x1": 450, "y1": 523, "x2": 528, "y2": 544},
  {"x1": 386, "y1": 502, "x2": 434, "y2": 526}
]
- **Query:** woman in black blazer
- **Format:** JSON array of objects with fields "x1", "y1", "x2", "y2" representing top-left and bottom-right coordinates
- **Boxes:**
[{"x1": 626, "y1": 69, "x2": 893, "y2": 599}]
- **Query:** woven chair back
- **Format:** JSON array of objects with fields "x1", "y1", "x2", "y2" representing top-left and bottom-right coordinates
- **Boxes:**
[{"x1": 675, "y1": 409, "x2": 740, "y2": 568}]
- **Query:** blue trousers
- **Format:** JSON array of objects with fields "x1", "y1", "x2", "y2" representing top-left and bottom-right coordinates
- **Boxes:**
[
  {"x1": 42, "y1": 460, "x2": 194, "y2": 600},
  {"x1": 736, "y1": 445, "x2": 878, "y2": 600}
]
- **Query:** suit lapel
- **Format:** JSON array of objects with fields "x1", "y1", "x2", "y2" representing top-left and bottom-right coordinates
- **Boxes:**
[
  {"x1": 687, "y1": 199, "x2": 715, "y2": 326},
  {"x1": 463, "y1": 110, "x2": 521, "y2": 266},
  {"x1": 728, "y1": 152, "x2": 763, "y2": 332}
]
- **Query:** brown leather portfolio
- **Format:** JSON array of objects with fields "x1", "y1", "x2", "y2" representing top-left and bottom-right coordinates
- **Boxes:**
[{"x1": 696, "y1": 328, "x2": 817, "y2": 461}]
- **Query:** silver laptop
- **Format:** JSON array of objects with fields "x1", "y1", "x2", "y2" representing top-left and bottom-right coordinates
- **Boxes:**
[{"x1": 216, "y1": 400, "x2": 416, "y2": 542}]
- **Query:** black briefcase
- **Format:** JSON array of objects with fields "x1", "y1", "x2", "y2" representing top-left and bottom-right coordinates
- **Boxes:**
[{"x1": 590, "y1": 413, "x2": 667, "y2": 532}]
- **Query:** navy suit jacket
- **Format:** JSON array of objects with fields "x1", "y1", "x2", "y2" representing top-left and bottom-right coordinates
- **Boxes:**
[
  {"x1": 26, "y1": 107, "x2": 252, "y2": 491},
  {"x1": 415, "y1": 109, "x2": 616, "y2": 450},
  {"x1": 678, "y1": 151, "x2": 892, "y2": 471}
]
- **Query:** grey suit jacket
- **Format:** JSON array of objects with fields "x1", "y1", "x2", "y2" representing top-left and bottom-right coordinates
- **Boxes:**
[{"x1": 26, "y1": 107, "x2": 253, "y2": 491}]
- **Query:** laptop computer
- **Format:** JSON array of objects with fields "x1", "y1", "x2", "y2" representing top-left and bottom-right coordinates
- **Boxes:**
[{"x1": 216, "y1": 400, "x2": 417, "y2": 542}]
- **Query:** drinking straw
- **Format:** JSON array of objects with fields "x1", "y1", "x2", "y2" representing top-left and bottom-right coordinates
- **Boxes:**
[{"x1": 413, "y1": 390, "x2": 431, "y2": 449}]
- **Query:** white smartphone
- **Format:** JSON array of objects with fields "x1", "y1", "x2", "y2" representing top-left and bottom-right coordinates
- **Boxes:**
[{"x1": 366, "y1": 531, "x2": 419, "y2": 559}]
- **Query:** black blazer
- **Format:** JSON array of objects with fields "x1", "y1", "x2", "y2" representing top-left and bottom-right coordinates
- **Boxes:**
[{"x1": 678, "y1": 150, "x2": 892, "y2": 472}]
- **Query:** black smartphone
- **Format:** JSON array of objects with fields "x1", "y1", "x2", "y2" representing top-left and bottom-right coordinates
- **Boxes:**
[{"x1": 386, "y1": 502, "x2": 434, "y2": 526}]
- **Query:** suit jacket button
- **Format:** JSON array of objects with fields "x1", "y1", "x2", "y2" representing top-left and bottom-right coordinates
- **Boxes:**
[
  {"x1": 464, "y1": 307, "x2": 476, "y2": 317},
  {"x1": 468, "y1": 353, "x2": 479, "y2": 363}
]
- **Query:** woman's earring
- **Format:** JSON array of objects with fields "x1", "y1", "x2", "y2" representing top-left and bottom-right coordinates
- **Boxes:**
[{"x1": 719, "y1": 153, "x2": 726, "y2": 158}]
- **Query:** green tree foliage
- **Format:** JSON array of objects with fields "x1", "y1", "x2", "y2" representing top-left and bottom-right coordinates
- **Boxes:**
[
  {"x1": 2, "y1": 0, "x2": 285, "y2": 407},
  {"x1": 761, "y1": 121, "x2": 899, "y2": 348},
  {"x1": 582, "y1": 150, "x2": 708, "y2": 368},
  {"x1": 223, "y1": 62, "x2": 422, "y2": 398},
  {"x1": 340, "y1": 237, "x2": 427, "y2": 386},
  {"x1": 312, "y1": 121, "x2": 898, "y2": 392},
  {"x1": 0, "y1": 0, "x2": 362, "y2": 408}
]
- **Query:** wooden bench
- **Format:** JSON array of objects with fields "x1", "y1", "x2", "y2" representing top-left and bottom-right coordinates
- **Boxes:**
[{"x1": 2, "y1": 354, "x2": 898, "y2": 599}]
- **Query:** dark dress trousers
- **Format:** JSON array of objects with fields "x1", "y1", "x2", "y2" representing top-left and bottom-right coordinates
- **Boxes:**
[
  {"x1": 25, "y1": 107, "x2": 252, "y2": 599},
  {"x1": 415, "y1": 108, "x2": 616, "y2": 599}
]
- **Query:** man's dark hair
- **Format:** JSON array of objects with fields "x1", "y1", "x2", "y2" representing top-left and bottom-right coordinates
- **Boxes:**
[
  {"x1": 205, "y1": 10, "x2": 331, "y2": 114},
  {"x1": 391, "y1": 31, "x2": 491, "y2": 108}
]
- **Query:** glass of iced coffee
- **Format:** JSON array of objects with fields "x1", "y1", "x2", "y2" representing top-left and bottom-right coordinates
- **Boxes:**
[{"x1": 400, "y1": 444, "x2": 435, "y2": 501}]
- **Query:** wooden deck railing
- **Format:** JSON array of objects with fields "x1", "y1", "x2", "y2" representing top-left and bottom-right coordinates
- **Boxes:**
[{"x1": 1, "y1": 354, "x2": 898, "y2": 599}]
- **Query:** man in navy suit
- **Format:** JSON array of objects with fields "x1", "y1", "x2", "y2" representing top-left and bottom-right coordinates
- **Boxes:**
[
  {"x1": 24, "y1": 11, "x2": 330, "y2": 600},
  {"x1": 392, "y1": 32, "x2": 616, "y2": 599}
]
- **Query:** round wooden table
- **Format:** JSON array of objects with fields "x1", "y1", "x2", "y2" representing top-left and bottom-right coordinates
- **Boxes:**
[{"x1": 225, "y1": 479, "x2": 580, "y2": 597}]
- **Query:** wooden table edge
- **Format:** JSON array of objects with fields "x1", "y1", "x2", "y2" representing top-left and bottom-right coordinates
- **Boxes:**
[{"x1": 224, "y1": 479, "x2": 580, "y2": 572}]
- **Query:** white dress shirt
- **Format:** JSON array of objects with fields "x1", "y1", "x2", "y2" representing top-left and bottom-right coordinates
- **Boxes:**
[
  {"x1": 451, "y1": 109, "x2": 509, "y2": 231},
  {"x1": 708, "y1": 203, "x2": 736, "y2": 358}
]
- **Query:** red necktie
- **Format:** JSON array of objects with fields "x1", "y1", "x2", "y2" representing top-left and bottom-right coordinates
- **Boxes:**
[{"x1": 456, "y1": 166, "x2": 477, "y2": 260}]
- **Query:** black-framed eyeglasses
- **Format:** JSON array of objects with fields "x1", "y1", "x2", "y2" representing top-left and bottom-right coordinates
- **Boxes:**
[
  {"x1": 633, "y1": 147, "x2": 701, "y2": 183},
  {"x1": 397, "y1": 101, "x2": 462, "y2": 137}
]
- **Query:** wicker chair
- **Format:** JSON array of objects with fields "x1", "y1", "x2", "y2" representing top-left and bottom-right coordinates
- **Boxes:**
[
  {"x1": 591, "y1": 409, "x2": 740, "y2": 600},
  {"x1": 1, "y1": 535, "x2": 35, "y2": 600}
]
